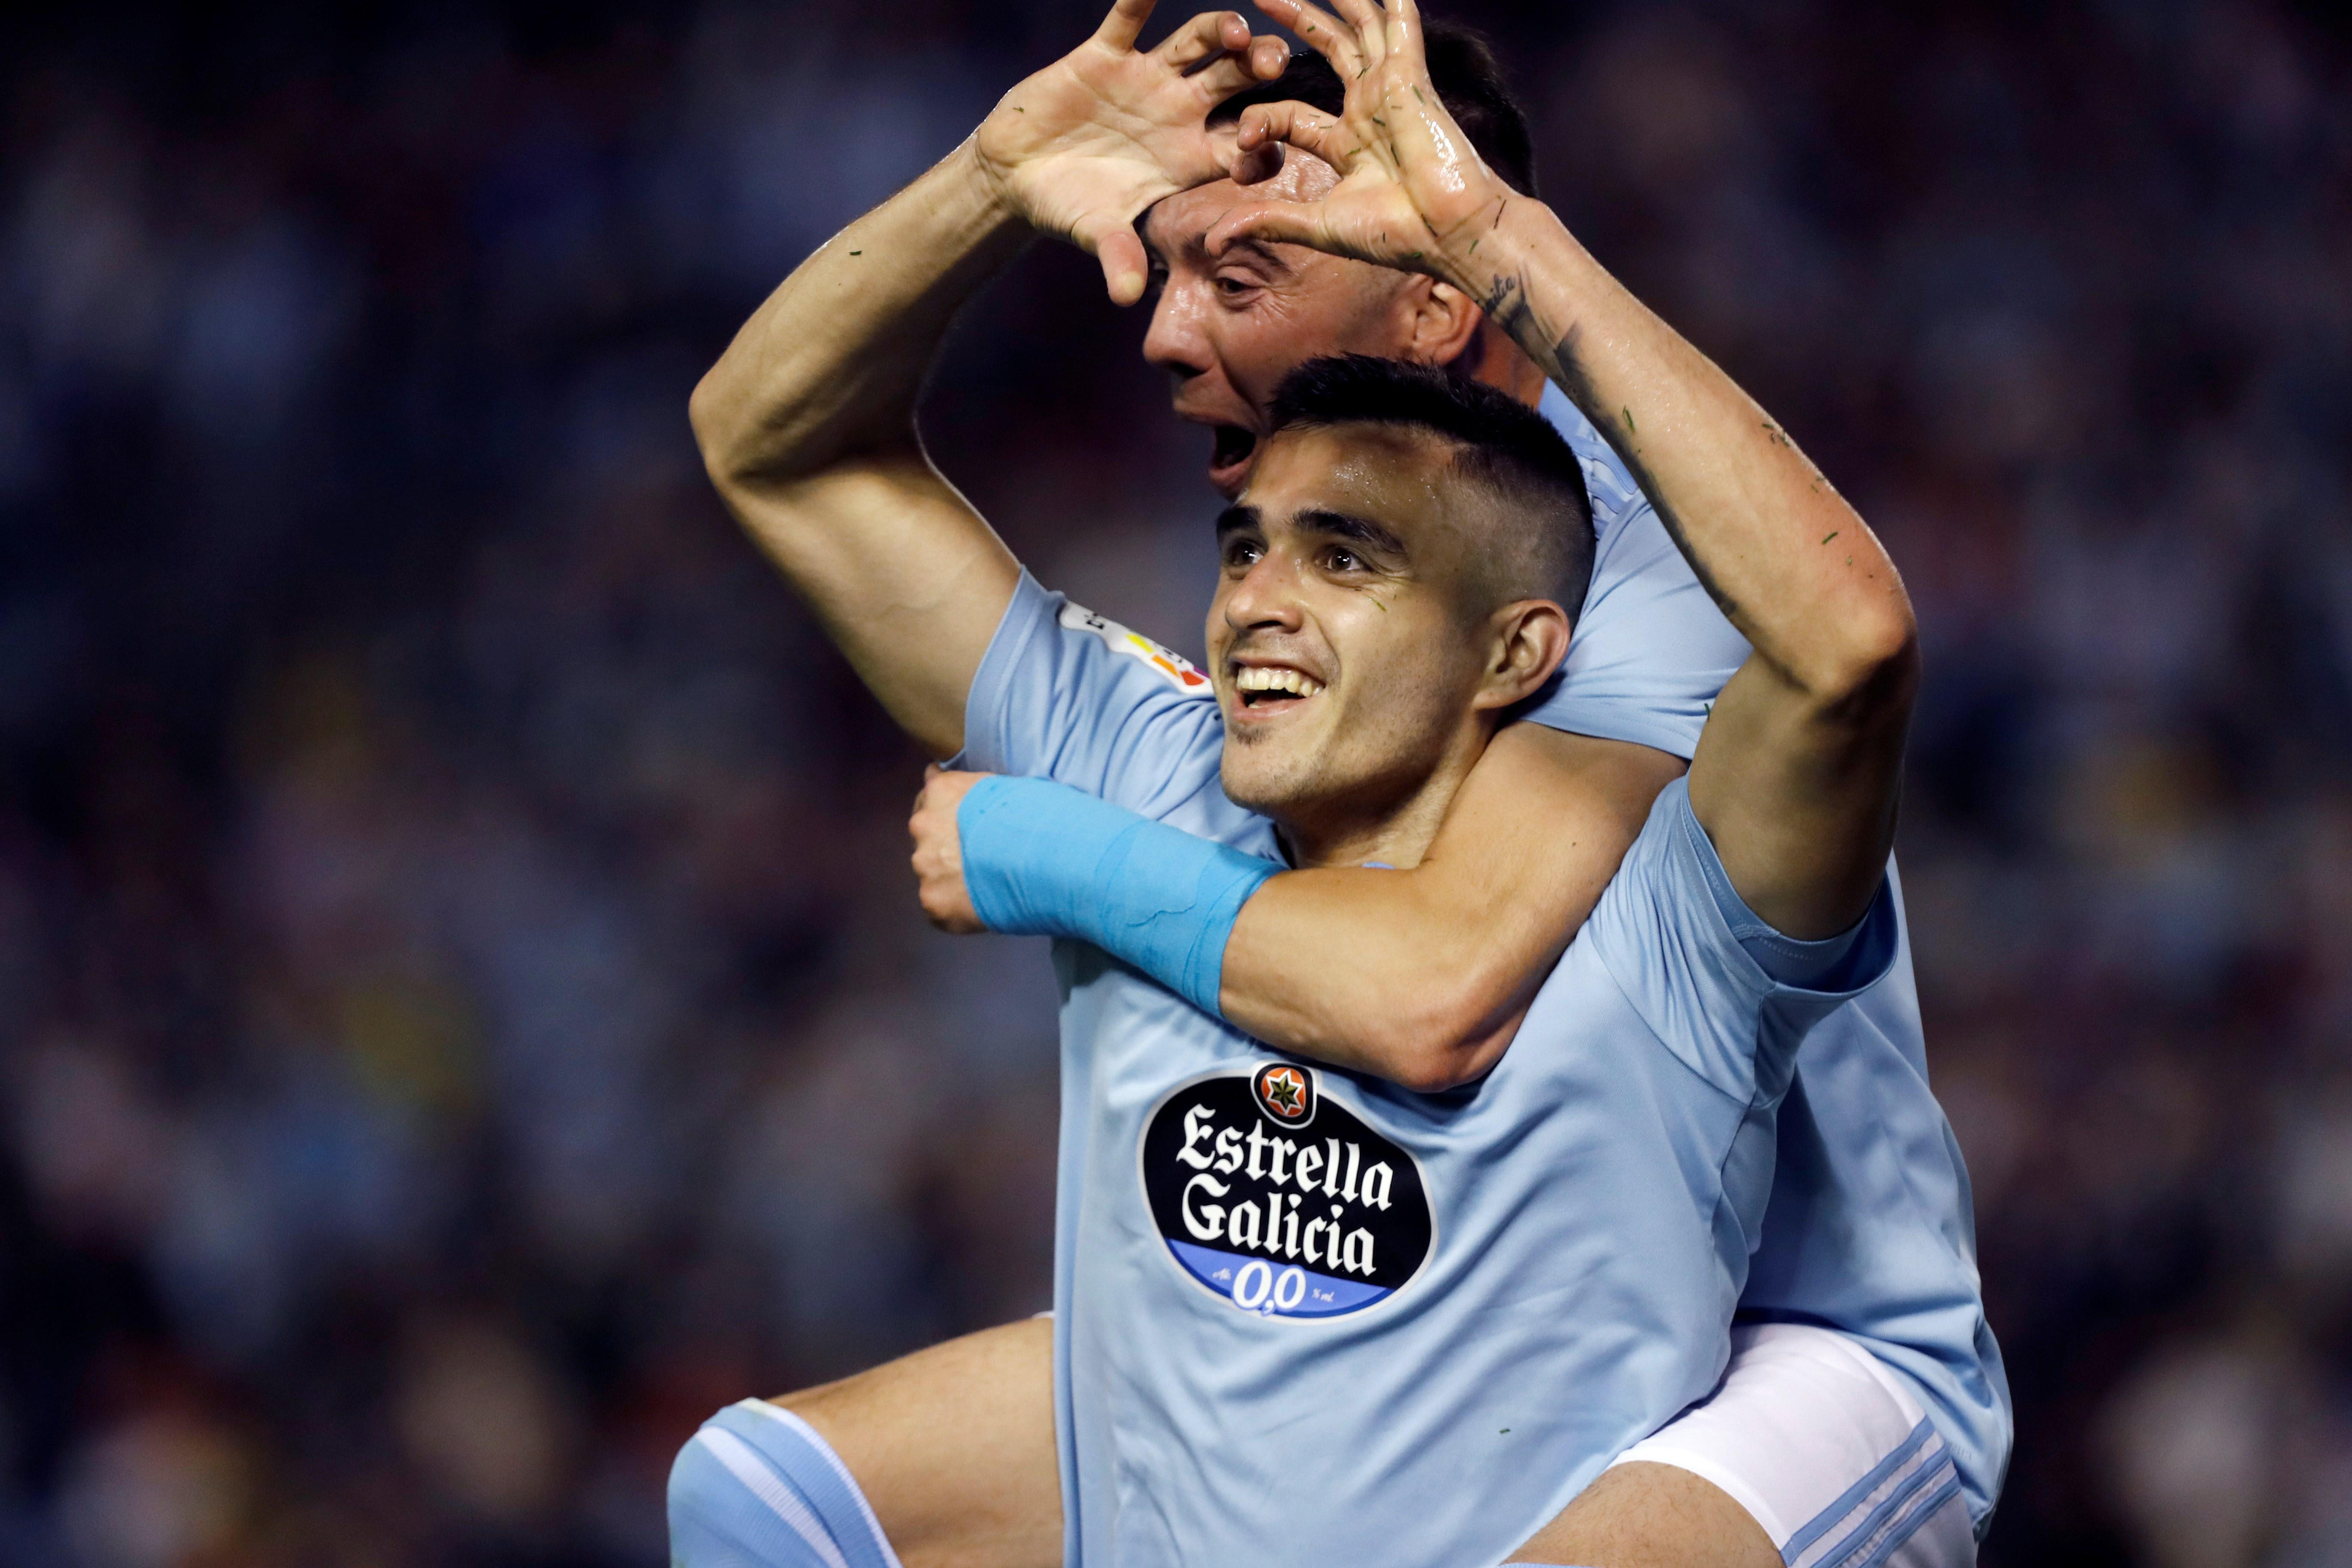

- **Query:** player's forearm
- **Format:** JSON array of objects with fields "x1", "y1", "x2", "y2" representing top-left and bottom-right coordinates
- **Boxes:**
[
  {"x1": 689, "y1": 141, "x2": 1030, "y2": 496},
  {"x1": 1218, "y1": 728, "x2": 1680, "y2": 1090},
  {"x1": 949, "y1": 740, "x2": 1675, "y2": 1091},
  {"x1": 1445, "y1": 206, "x2": 1916, "y2": 936},
  {"x1": 1217, "y1": 868, "x2": 1535, "y2": 1090},
  {"x1": 1446, "y1": 201, "x2": 1915, "y2": 706}
]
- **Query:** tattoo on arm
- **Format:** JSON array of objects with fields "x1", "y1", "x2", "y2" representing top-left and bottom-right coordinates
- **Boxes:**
[{"x1": 1479, "y1": 270, "x2": 1560, "y2": 382}]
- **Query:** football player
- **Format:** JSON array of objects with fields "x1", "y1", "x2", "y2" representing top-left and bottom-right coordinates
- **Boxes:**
[{"x1": 674, "y1": 4, "x2": 2002, "y2": 1564}]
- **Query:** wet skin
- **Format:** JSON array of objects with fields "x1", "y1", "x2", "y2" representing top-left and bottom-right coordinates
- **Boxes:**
[{"x1": 1142, "y1": 151, "x2": 1474, "y2": 496}]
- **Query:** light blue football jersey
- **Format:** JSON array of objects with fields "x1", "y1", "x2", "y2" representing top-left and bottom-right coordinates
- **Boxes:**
[
  {"x1": 1521, "y1": 382, "x2": 1750, "y2": 754},
  {"x1": 961, "y1": 572, "x2": 1899, "y2": 1567},
  {"x1": 1521, "y1": 386, "x2": 2012, "y2": 1532}
]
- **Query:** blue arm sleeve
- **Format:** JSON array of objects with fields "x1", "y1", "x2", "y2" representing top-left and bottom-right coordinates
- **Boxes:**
[{"x1": 958, "y1": 775, "x2": 1281, "y2": 1017}]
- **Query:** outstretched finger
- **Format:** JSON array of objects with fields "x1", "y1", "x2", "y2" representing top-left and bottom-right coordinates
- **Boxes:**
[
  {"x1": 1252, "y1": 0, "x2": 1362, "y2": 78},
  {"x1": 1188, "y1": 34, "x2": 1293, "y2": 104},
  {"x1": 1325, "y1": 0, "x2": 1389, "y2": 67},
  {"x1": 1094, "y1": 0, "x2": 1157, "y2": 51},
  {"x1": 1153, "y1": 9, "x2": 1250, "y2": 71},
  {"x1": 1237, "y1": 99, "x2": 1359, "y2": 173},
  {"x1": 1385, "y1": 0, "x2": 1425, "y2": 71}
]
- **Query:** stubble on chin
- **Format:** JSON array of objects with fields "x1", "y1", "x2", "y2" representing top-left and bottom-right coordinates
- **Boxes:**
[{"x1": 1219, "y1": 737, "x2": 1312, "y2": 824}]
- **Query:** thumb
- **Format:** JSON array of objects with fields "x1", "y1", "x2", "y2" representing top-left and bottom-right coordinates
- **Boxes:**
[{"x1": 1081, "y1": 218, "x2": 1151, "y2": 305}]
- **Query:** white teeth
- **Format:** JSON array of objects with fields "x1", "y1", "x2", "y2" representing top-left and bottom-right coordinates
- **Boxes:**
[{"x1": 1233, "y1": 666, "x2": 1324, "y2": 698}]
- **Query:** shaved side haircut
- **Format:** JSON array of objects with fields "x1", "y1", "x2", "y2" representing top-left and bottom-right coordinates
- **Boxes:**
[{"x1": 1268, "y1": 355, "x2": 1596, "y2": 616}]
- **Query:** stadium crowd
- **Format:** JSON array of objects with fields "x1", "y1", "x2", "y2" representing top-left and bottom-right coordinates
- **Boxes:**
[{"x1": 0, "y1": 0, "x2": 2346, "y2": 1563}]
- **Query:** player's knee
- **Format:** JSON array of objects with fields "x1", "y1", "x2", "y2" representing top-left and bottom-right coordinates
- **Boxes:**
[
  {"x1": 668, "y1": 1421, "x2": 749, "y2": 1568},
  {"x1": 668, "y1": 1410, "x2": 799, "y2": 1568},
  {"x1": 667, "y1": 1399, "x2": 897, "y2": 1568}
]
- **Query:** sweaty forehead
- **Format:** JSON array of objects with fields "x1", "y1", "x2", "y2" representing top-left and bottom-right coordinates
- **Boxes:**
[
  {"x1": 1248, "y1": 425, "x2": 1464, "y2": 540},
  {"x1": 1142, "y1": 151, "x2": 1344, "y2": 259}
]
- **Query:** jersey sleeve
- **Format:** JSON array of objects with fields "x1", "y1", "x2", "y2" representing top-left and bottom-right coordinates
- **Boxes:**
[
  {"x1": 957, "y1": 570, "x2": 1228, "y2": 819},
  {"x1": 1585, "y1": 776, "x2": 1899, "y2": 1112},
  {"x1": 1521, "y1": 384, "x2": 1752, "y2": 761}
]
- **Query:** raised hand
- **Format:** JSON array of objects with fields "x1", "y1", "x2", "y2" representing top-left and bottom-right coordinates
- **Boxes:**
[
  {"x1": 1208, "y1": 0, "x2": 1512, "y2": 289},
  {"x1": 974, "y1": 1, "x2": 1289, "y2": 303}
]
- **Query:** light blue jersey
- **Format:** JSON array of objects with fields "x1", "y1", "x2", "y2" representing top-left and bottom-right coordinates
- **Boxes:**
[
  {"x1": 1522, "y1": 382, "x2": 1751, "y2": 754},
  {"x1": 1519, "y1": 387, "x2": 2012, "y2": 1532},
  {"x1": 962, "y1": 573, "x2": 1898, "y2": 1566}
]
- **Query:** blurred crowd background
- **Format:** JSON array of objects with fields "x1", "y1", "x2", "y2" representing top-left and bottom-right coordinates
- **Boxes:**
[{"x1": 0, "y1": 0, "x2": 2346, "y2": 1562}]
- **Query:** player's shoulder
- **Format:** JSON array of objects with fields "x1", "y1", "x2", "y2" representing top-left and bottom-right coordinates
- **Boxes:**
[
  {"x1": 1575, "y1": 781, "x2": 1782, "y2": 1091},
  {"x1": 1051, "y1": 597, "x2": 1214, "y2": 698},
  {"x1": 1537, "y1": 382, "x2": 1644, "y2": 523},
  {"x1": 1049, "y1": 600, "x2": 1279, "y2": 847},
  {"x1": 965, "y1": 573, "x2": 1248, "y2": 828}
]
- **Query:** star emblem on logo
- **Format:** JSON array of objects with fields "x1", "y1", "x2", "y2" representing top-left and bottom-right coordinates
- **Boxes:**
[{"x1": 1262, "y1": 1069, "x2": 1304, "y2": 1115}]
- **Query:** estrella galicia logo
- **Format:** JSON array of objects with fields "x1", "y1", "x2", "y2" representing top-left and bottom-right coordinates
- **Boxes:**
[
  {"x1": 1141, "y1": 1065, "x2": 1434, "y2": 1319},
  {"x1": 1253, "y1": 1062, "x2": 1314, "y2": 1128}
]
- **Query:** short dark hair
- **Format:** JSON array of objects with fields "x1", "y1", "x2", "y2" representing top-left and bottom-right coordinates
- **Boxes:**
[
  {"x1": 1208, "y1": 21, "x2": 1538, "y2": 199},
  {"x1": 1267, "y1": 355, "x2": 1594, "y2": 613}
]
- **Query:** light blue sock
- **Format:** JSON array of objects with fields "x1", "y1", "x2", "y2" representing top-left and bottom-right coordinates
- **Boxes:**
[
  {"x1": 958, "y1": 774, "x2": 1280, "y2": 1018},
  {"x1": 669, "y1": 1400, "x2": 903, "y2": 1568}
]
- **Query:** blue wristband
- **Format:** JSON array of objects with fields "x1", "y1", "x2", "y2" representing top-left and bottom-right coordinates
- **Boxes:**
[{"x1": 958, "y1": 775, "x2": 1280, "y2": 1018}]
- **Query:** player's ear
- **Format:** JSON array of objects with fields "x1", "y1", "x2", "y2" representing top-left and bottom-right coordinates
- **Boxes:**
[
  {"x1": 1402, "y1": 276, "x2": 1485, "y2": 369},
  {"x1": 1473, "y1": 598, "x2": 1572, "y2": 712}
]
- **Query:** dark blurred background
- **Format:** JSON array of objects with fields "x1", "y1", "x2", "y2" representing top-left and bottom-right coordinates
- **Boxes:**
[{"x1": 0, "y1": 0, "x2": 2346, "y2": 1562}]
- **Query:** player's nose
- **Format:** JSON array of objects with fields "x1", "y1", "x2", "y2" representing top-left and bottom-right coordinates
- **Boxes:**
[
  {"x1": 1222, "y1": 550, "x2": 1305, "y2": 636},
  {"x1": 1142, "y1": 276, "x2": 1214, "y2": 379}
]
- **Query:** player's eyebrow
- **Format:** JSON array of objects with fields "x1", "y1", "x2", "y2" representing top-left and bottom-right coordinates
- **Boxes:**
[
  {"x1": 1295, "y1": 507, "x2": 1407, "y2": 560},
  {"x1": 1214, "y1": 235, "x2": 1290, "y2": 272},
  {"x1": 1214, "y1": 503, "x2": 1262, "y2": 539},
  {"x1": 1148, "y1": 221, "x2": 1287, "y2": 273}
]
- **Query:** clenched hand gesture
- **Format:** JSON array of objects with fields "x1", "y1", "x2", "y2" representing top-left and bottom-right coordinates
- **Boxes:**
[{"x1": 974, "y1": 0, "x2": 1289, "y2": 304}]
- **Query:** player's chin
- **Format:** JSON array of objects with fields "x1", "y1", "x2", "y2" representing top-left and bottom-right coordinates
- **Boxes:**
[
  {"x1": 1219, "y1": 747, "x2": 1310, "y2": 820},
  {"x1": 1220, "y1": 704, "x2": 1328, "y2": 796}
]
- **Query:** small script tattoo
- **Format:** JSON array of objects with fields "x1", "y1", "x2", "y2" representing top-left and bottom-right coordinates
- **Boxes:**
[{"x1": 1479, "y1": 272, "x2": 1552, "y2": 376}]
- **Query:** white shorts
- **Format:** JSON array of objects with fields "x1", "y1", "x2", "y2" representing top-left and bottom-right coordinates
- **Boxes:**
[{"x1": 1609, "y1": 1323, "x2": 1976, "y2": 1568}]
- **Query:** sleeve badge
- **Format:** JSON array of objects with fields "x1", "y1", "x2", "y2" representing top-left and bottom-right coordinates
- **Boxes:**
[{"x1": 1060, "y1": 600, "x2": 1211, "y2": 694}]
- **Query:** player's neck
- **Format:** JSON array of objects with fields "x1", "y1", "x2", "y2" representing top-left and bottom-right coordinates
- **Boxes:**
[
  {"x1": 1447, "y1": 319, "x2": 1549, "y2": 410},
  {"x1": 1276, "y1": 721, "x2": 1494, "y2": 872}
]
